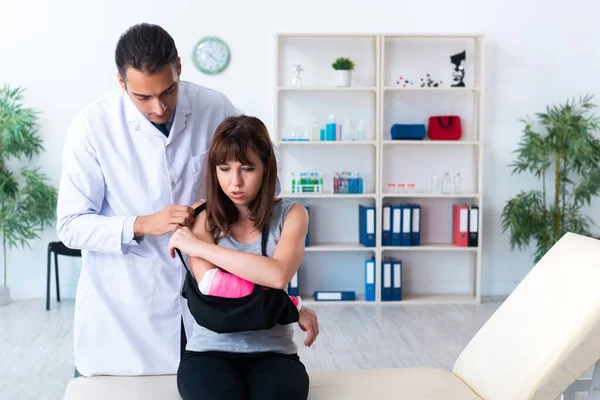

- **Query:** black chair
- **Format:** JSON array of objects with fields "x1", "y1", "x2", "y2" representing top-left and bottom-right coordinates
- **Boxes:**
[{"x1": 46, "y1": 241, "x2": 81, "y2": 311}]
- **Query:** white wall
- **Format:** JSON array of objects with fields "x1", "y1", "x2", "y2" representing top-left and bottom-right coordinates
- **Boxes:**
[{"x1": 1, "y1": 0, "x2": 599, "y2": 300}]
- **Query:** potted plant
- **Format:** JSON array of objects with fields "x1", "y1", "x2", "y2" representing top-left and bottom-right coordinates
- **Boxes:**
[
  {"x1": 332, "y1": 57, "x2": 355, "y2": 87},
  {"x1": 501, "y1": 94, "x2": 600, "y2": 264},
  {"x1": 0, "y1": 85, "x2": 57, "y2": 306}
]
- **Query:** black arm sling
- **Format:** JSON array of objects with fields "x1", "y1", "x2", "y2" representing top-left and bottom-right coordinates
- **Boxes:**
[{"x1": 175, "y1": 202, "x2": 299, "y2": 334}]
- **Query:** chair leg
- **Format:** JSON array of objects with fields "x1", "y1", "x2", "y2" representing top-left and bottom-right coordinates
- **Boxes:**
[
  {"x1": 46, "y1": 248, "x2": 52, "y2": 311},
  {"x1": 586, "y1": 360, "x2": 600, "y2": 400},
  {"x1": 562, "y1": 360, "x2": 600, "y2": 400},
  {"x1": 55, "y1": 252, "x2": 60, "y2": 302}
]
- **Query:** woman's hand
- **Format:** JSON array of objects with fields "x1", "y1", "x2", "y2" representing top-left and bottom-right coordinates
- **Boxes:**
[
  {"x1": 297, "y1": 306, "x2": 319, "y2": 347},
  {"x1": 168, "y1": 226, "x2": 202, "y2": 258}
]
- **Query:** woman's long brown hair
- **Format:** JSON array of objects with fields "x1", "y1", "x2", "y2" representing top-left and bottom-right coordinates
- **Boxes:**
[{"x1": 204, "y1": 115, "x2": 278, "y2": 240}]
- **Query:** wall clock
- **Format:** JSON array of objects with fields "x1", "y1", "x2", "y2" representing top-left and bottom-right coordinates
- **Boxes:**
[{"x1": 192, "y1": 36, "x2": 230, "y2": 75}]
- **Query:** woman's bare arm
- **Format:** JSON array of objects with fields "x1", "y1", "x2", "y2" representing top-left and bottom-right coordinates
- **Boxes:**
[
  {"x1": 170, "y1": 204, "x2": 308, "y2": 289},
  {"x1": 187, "y1": 210, "x2": 217, "y2": 284}
]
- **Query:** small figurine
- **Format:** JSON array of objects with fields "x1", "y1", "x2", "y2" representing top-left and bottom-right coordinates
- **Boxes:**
[
  {"x1": 395, "y1": 76, "x2": 414, "y2": 88},
  {"x1": 292, "y1": 64, "x2": 304, "y2": 88},
  {"x1": 420, "y1": 74, "x2": 442, "y2": 88},
  {"x1": 450, "y1": 51, "x2": 466, "y2": 87}
]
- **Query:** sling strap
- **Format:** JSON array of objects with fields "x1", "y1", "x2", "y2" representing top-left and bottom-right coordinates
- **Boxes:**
[{"x1": 175, "y1": 202, "x2": 299, "y2": 334}]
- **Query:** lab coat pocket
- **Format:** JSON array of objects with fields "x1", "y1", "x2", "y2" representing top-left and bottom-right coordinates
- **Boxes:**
[
  {"x1": 103, "y1": 253, "x2": 156, "y2": 310},
  {"x1": 190, "y1": 150, "x2": 208, "y2": 177}
]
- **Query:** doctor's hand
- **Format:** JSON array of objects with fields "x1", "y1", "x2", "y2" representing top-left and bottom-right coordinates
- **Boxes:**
[
  {"x1": 297, "y1": 306, "x2": 319, "y2": 347},
  {"x1": 134, "y1": 205, "x2": 195, "y2": 237},
  {"x1": 168, "y1": 226, "x2": 202, "y2": 259}
]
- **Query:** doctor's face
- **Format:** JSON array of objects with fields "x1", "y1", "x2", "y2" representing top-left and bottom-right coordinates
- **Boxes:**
[
  {"x1": 216, "y1": 148, "x2": 264, "y2": 208},
  {"x1": 118, "y1": 61, "x2": 181, "y2": 124}
]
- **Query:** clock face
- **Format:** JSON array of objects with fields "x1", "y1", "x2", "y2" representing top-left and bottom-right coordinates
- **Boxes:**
[{"x1": 192, "y1": 36, "x2": 230, "y2": 75}]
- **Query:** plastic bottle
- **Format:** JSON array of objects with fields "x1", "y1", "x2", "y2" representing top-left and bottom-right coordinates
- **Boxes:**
[
  {"x1": 326, "y1": 115, "x2": 336, "y2": 141},
  {"x1": 442, "y1": 172, "x2": 452, "y2": 194},
  {"x1": 453, "y1": 173, "x2": 462, "y2": 193},
  {"x1": 312, "y1": 121, "x2": 320, "y2": 141},
  {"x1": 356, "y1": 119, "x2": 368, "y2": 141},
  {"x1": 431, "y1": 174, "x2": 440, "y2": 193},
  {"x1": 302, "y1": 127, "x2": 310, "y2": 141},
  {"x1": 342, "y1": 119, "x2": 355, "y2": 141}
]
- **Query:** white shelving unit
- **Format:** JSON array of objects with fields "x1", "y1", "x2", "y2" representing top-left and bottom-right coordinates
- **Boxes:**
[{"x1": 275, "y1": 33, "x2": 485, "y2": 305}]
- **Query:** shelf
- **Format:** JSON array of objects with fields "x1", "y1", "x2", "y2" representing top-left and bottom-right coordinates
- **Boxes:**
[
  {"x1": 382, "y1": 33, "x2": 484, "y2": 39},
  {"x1": 301, "y1": 294, "x2": 477, "y2": 306},
  {"x1": 279, "y1": 140, "x2": 377, "y2": 146},
  {"x1": 384, "y1": 87, "x2": 480, "y2": 92},
  {"x1": 278, "y1": 33, "x2": 378, "y2": 38},
  {"x1": 383, "y1": 140, "x2": 479, "y2": 146},
  {"x1": 280, "y1": 192, "x2": 376, "y2": 199},
  {"x1": 382, "y1": 243, "x2": 479, "y2": 252},
  {"x1": 305, "y1": 243, "x2": 375, "y2": 252},
  {"x1": 382, "y1": 192, "x2": 479, "y2": 199},
  {"x1": 277, "y1": 32, "x2": 485, "y2": 305},
  {"x1": 278, "y1": 33, "x2": 483, "y2": 39},
  {"x1": 278, "y1": 87, "x2": 377, "y2": 92}
]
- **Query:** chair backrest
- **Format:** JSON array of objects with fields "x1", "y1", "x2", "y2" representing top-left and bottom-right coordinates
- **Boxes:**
[
  {"x1": 50, "y1": 241, "x2": 82, "y2": 257},
  {"x1": 453, "y1": 233, "x2": 600, "y2": 400}
]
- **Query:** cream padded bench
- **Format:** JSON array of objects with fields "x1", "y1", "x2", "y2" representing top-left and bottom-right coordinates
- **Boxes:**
[{"x1": 63, "y1": 233, "x2": 600, "y2": 400}]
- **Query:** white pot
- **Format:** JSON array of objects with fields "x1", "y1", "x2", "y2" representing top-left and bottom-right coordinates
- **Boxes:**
[
  {"x1": 335, "y1": 70, "x2": 353, "y2": 87},
  {"x1": 0, "y1": 286, "x2": 10, "y2": 306}
]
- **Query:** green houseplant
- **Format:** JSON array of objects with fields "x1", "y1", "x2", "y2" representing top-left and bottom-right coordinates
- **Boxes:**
[
  {"x1": 332, "y1": 57, "x2": 355, "y2": 87},
  {"x1": 501, "y1": 94, "x2": 600, "y2": 263},
  {"x1": 0, "y1": 85, "x2": 57, "y2": 305}
]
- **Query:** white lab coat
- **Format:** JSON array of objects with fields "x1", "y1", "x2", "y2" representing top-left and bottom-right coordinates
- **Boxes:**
[{"x1": 57, "y1": 81, "x2": 270, "y2": 376}]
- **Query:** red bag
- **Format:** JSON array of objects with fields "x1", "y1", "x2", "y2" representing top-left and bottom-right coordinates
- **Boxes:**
[{"x1": 428, "y1": 116, "x2": 462, "y2": 140}]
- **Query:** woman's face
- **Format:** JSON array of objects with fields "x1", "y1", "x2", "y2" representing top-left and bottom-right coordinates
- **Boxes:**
[{"x1": 216, "y1": 148, "x2": 264, "y2": 207}]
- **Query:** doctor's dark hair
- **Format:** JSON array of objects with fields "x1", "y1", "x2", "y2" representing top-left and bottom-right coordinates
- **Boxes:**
[
  {"x1": 204, "y1": 115, "x2": 278, "y2": 240},
  {"x1": 115, "y1": 23, "x2": 178, "y2": 79}
]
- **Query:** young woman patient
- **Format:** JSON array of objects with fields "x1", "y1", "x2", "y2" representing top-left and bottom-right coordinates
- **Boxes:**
[{"x1": 168, "y1": 115, "x2": 310, "y2": 400}]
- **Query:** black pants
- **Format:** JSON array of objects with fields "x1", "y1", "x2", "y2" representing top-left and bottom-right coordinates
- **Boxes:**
[{"x1": 177, "y1": 350, "x2": 309, "y2": 400}]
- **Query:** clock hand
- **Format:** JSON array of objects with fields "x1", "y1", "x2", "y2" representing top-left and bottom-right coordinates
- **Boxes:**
[{"x1": 204, "y1": 50, "x2": 218, "y2": 62}]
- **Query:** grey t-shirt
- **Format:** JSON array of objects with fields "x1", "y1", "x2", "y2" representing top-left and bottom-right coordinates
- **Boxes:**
[{"x1": 186, "y1": 198, "x2": 298, "y2": 354}]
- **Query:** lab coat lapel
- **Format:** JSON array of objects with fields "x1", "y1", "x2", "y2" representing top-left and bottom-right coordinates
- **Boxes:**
[
  {"x1": 166, "y1": 86, "x2": 192, "y2": 146},
  {"x1": 123, "y1": 90, "x2": 167, "y2": 142}
]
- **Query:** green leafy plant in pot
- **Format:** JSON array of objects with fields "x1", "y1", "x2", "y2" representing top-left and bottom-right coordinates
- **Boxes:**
[
  {"x1": 501, "y1": 94, "x2": 600, "y2": 264},
  {"x1": 0, "y1": 85, "x2": 58, "y2": 305},
  {"x1": 332, "y1": 57, "x2": 355, "y2": 87}
]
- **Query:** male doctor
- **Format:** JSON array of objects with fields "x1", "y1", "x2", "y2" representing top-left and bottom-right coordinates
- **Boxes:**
[{"x1": 56, "y1": 23, "x2": 319, "y2": 377}]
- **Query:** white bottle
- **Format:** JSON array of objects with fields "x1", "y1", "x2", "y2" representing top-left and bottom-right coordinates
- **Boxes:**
[
  {"x1": 442, "y1": 172, "x2": 452, "y2": 194},
  {"x1": 431, "y1": 174, "x2": 440, "y2": 193},
  {"x1": 288, "y1": 126, "x2": 297, "y2": 140},
  {"x1": 311, "y1": 121, "x2": 320, "y2": 141},
  {"x1": 342, "y1": 119, "x2": 355, "y2": 141},
  {"x1": 453, "y1": 173, "x2": 462, "y2": 193},
  {"x1": 356, "y1": 119, "x2": 368, "y2": 141},
  {"x1": 303, "y1": 127, "x2": 310, "y2": 141}
]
